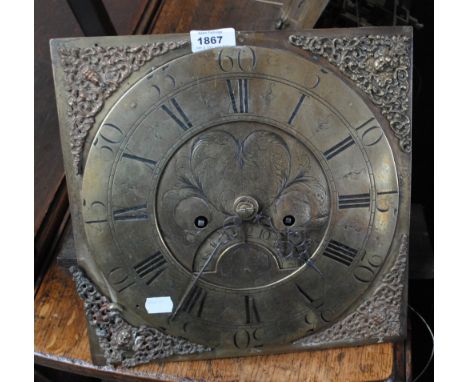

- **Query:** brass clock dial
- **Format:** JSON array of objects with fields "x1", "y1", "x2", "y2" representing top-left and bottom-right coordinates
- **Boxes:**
[{"x1": 80, "y1": 44, "x2": 400, "y2": 350}]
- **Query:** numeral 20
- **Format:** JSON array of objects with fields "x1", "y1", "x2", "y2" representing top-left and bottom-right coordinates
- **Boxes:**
[{"x1": 355, "y1": 118, "x2": 383, "y2": 147}]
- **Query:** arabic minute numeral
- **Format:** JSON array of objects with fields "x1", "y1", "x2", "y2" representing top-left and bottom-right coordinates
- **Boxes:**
[
  {"x1": 108, "y1": 267, "x2": 135, "y2": 293},
  {"x1": 355, "y1": 118, "x2": 384, "y2": 147},
  {"x1": 233, "y1": 328, "x2": 263, "y2": 349},
  {"x1": 93, "y1": 123, "x2": 125, "y2": 159},
  {"x1": 218, "y1": 47, "x2": 256, "y2": 72}
]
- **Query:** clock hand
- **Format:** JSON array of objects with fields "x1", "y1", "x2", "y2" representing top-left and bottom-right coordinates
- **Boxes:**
[
  {"x1": 255, "y1": 212, "x2": 324, "y2": 277},
  {"x1": 170, "y1": 216, "x2": 240, "y2": 320},
  {"x1": 170, "y1": 234, "x2": 224, "y2": 320}
]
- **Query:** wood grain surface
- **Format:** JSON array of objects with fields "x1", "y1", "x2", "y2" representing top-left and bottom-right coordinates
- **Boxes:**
[
  {"x1": 35, "y1": 262, "x2": 395, "y2": 381},
  {"x1": 151, "y1": 0, "x2": 283, "y2": 34},
  {"x1": 34, "y1": 0, "x2": 83, "y2": 235}
]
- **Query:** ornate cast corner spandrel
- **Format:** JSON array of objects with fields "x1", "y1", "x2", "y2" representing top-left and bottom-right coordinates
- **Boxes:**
[
  {"x1": 295, "y1": 234, "x2": 408, "y2": 347},
  {"x1": 58, "y1": 40, "x2": 189, "y2": 175},
  {"x1": 289, "y1": 34, "x2": 412, "y2": 153},
  {"x1": 70, "y1": 266, "x2": 211, "y2": 367}
]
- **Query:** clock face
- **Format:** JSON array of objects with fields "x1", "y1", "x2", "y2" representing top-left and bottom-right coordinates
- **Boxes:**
[{"x1": 81, "y1": 46, "x2": 399, "y2": 349}]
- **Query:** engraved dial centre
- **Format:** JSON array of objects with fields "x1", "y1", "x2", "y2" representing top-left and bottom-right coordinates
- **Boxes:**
[{"x1": 156, "y1": 120, "x2": 331, "y2": 290}]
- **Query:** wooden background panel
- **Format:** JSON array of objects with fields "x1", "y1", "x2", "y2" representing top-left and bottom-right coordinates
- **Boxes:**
[
  {"x1": 151, "y1": 0, "x2": 283, "y2": 34},
  {"x1": 102, "y1": 0, "x2": 149, "y2": 35},
  {"x1": 34, "y1": 0, "x2": 83, "y2": 234},
  {"x1": 35, "y1": 261, "x2": 394, "y2": 382}
]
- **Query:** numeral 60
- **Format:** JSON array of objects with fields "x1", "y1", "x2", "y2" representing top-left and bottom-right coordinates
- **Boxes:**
[{"x1": 218, "y1": 47, "x2": 256, "y2": 72}]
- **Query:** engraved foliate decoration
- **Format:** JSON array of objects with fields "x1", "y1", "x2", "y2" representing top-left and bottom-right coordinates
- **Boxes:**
[
  {"x1": 59, "y1": 40, "x2": 189, "y2": 174},
  {"x1": 70, "y1": 267, "x2": 211, "y2": 367},
  {"x1": 289, "y1": 34, "x2": 411, "y2": 153}
]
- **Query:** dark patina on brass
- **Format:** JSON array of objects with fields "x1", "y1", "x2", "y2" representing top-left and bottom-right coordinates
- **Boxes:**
[{"x1": 50, "y1": 27, "x2": 412, "y2": 367}]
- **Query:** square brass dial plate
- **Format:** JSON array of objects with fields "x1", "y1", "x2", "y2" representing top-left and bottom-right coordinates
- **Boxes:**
[{"x1": 50, "y1": 27, "x2": 412, "y2": 367}]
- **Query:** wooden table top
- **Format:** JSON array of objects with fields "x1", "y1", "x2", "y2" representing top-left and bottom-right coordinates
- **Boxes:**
[{"x1": 35, "y1": 260, "x2": 396, "y2": 381}]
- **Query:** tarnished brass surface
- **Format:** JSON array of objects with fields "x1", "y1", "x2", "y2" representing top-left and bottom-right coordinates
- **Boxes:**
[{"x1": 50, "y1": 28, "x2": 412, "y2": 363}]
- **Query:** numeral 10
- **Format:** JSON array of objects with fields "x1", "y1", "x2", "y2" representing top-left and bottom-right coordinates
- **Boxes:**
[{"x1": 355, "y1": 118, "x2": 383, "y2": 147}]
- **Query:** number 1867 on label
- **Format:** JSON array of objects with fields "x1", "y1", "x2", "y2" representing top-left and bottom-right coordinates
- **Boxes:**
[
  {"x1": 190, "y1": 28, "x2": 237, "y2": 53},
  {"x1": 198, "y1": 36, "x2": 223, "y2": 45}
]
